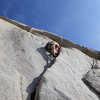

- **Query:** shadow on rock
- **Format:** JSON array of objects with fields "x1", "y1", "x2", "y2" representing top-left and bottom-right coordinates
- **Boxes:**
[
  {"x1": 26, "y1": 47, "x2": 55, "y2": 100},
  {"x1": 82, "y1": 78, "x2": 100, "y2": 99}
]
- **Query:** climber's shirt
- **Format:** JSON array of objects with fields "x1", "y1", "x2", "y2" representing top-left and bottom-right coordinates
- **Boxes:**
[{"x1": 45, "y1": 41, "x2": 60, "y2": 57}]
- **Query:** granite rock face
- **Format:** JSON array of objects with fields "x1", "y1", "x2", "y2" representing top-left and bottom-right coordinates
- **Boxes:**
[
  {"x1": 0, "y1": 17, "x2": 100, "y2": 100},
  {"x1": 85, "y1": 69, "x2": 100, "y2": 94},
  {"x1": 1, "y1": 16, "x2": 100, "y2": 60},
  {"x1": 35, "y1": 48, "x2": 100, "y2": 100},
  {"x1": 0, "y1": 18, "x2": 54, "y2": 100},
  {"x1": 0, "y1": 62, "x2": 21, "y2": 100}
]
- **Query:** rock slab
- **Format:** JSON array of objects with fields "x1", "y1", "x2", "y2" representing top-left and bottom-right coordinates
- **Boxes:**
[
  {"x1": 0, "y1": 17, "x2": 100, "y2": 100},
  {"x1": 35, "y1": 48, "x2": 100, "y2": 100},
  {"x1": 0, "y1": 18, "x2": 54, "y2": 100},
  {"x1": 85, "y1": 69, "x2": 100, "y2": 94}
]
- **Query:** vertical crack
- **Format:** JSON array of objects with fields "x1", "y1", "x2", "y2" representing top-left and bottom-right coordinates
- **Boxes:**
[
  {"x1": 30, "y1": 55, "x2": 56, "y2": 100},
  {"x1": 28, "y1": 46, "x2": 60, "y2": 100}
]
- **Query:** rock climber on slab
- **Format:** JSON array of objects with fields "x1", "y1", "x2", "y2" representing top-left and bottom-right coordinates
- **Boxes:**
[{"x1": 45, "y1": 41, "x2": 60, "y2": 57}]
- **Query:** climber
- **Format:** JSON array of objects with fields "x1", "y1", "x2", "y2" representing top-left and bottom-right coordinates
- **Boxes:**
[{"x1": 45, "y1": 41, "x2": 60, "y2": 57}]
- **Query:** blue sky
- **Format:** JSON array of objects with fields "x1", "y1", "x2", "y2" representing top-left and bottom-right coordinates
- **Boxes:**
[{"x1": 0, "y1": 0, "x2": 100, "y2": 51}]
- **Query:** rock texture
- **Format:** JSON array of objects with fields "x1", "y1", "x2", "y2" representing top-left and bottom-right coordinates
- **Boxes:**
[
  {"x1": 1, "y1": 16, "x2": 100, "y2": 60},
  {"x1": 85, "y1": 69, "x2": 100, "y2": 94},
  {"x1": 0, "y1": 16, "x2": 100, "y2": 100},
  {"x1": 35, "y1": 48, "x2": 100, "y2": 100},
  {"x1": 0, "y1": 62, "x2": 21, "y2": 100},
  {"x1": 0, "y1": 18, "x2": 54, "y2": 100}
]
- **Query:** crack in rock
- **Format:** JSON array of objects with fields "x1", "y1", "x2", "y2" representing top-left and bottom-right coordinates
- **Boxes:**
[{"x1": 30, "y1": 55, "x2": 56, "y2": 100}]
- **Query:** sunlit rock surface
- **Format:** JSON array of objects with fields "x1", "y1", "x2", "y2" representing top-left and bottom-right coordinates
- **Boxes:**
[
  {"x1": 0, "y1": 17, "x2": 100, "y2": 100},
  {"x1": 85, "y1": 69, "x2": 100, "y2": 94},
  {"x1": 35, "y1": 48, "x2": 100, "y2": 100},
  {"x1": 0, "y1": 18, "x2": 54, "y2": 100}
]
